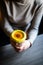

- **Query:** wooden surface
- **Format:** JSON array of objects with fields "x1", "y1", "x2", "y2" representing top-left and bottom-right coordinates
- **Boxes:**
[{"x1": 0, "y1": 34, "x2": 43, "y2": 65}]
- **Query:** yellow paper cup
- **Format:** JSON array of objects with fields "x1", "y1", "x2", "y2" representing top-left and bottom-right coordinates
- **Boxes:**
[{"x1": 11, "y1": 30, "x2": 26, "y2": 43}]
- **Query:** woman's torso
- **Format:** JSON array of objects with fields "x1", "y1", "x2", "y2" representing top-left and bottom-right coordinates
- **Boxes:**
[
  {"x1": 3, "y1": 0, "x2": 42, "y2": 27},
  {"x1": 4, "y1": 0, "x2": 35, "y2": 26}
]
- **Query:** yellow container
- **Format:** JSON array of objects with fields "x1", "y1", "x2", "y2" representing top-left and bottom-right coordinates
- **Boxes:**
[{"x1": 11, "y1": 30, "x2": 26, "y2": 43}]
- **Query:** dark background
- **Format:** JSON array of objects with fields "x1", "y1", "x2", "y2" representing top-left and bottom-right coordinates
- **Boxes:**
[{"x1": 38, "y1": 16, "x2": 43, "y2": 34}]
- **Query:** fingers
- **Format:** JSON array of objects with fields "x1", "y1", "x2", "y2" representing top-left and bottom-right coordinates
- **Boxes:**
[
  {"x1": 10, "y1": 39, "x2": 24, "y2": 52},
  {"x1": 15, "y1": 42, "x2": 30, "y2": 52},
  {"x1": 15, "y1": 44, "x2": 24, "y2": 52},
  {"x1": 10, "y1": 39, "x2": 30, "y2": 52}
]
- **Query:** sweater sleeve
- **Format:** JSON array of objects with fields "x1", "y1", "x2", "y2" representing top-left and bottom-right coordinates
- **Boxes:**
[
  {"x1": 0, "y1": 0, "x2": 14, "y2": 37},
  {"x1": 0, "y1": 17, "x2": 14, "y2": 37},
  {"x1": 27, "y1": 2, "x2": 43, "y2": 44}
]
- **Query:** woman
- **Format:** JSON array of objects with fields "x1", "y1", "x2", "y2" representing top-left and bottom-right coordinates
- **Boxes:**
[{"x1": 0, "y1": 0, "x2": 43, "y2": 52}]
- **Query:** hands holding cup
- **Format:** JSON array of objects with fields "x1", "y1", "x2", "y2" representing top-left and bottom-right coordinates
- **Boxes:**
[{"x1": 10, "y1": 30, "x2": 31, "y2": 52}]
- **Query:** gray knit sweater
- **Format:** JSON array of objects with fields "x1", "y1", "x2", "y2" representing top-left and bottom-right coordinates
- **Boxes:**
[{"x1": 0, "y1": 0, "x2": 43, "y2": 44}]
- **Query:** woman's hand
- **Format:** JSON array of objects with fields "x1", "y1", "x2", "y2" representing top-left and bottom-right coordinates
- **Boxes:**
[
  {"x1": 16, "y1": 40, "x2": 31, "y2": 52},
  {"x1": 10, "y1": 39, "x2": 31, "y2": 52}
]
